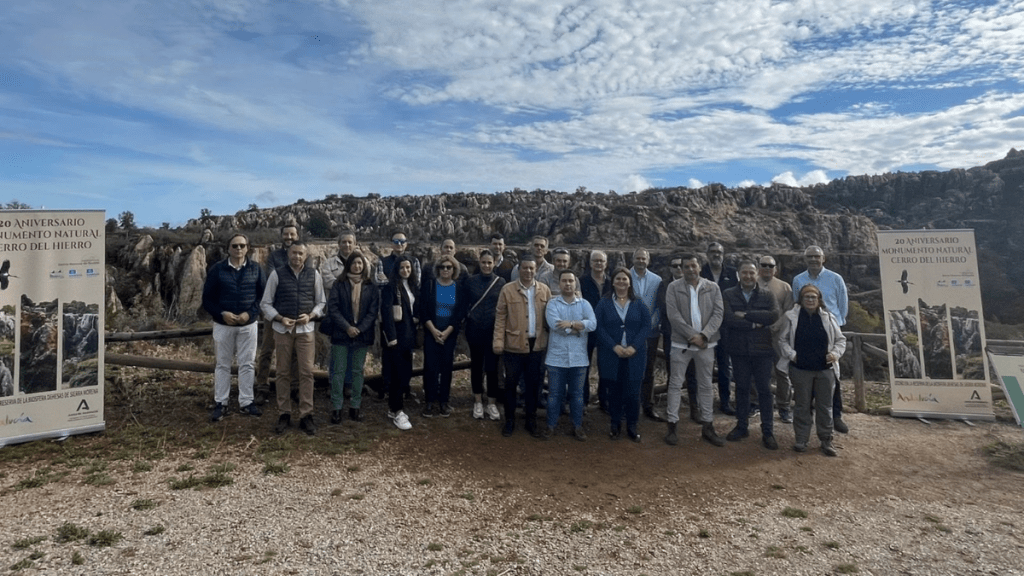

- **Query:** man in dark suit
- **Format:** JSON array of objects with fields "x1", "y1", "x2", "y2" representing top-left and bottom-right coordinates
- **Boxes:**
[{"x1": 700, "y1": 242, "x2": 738, "y2": 415}]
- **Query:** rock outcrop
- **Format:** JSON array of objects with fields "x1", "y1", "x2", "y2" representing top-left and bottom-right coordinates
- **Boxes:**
[{"x1": 106, "y1": 150, "x2": 1024, "y2": 326}]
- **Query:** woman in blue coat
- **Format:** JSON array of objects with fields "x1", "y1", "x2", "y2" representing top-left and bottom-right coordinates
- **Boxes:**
[
  {"x1": 380, "y1": 254, "x2": 419, "y2": 430},
  {"x1": 327, "y1": 251, "x2": 380, "y2": 424},
  {"x1": 595, "y1": 267, "x2": 651, "y2": 442}
]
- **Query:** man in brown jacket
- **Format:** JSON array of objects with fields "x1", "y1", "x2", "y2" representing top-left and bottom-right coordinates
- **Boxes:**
[{"x1": 493, "y1": 255, "x2": 551, "y2": 438}]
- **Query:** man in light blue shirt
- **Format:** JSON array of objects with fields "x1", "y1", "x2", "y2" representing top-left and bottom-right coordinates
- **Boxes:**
[
  {"x1": 543, "y1": 269, "x2": 596, "y2": 440},
  {"x1": 631, "y1": 248, "x2": 663, "y2": 420},
  {"x1": 791, "y1": 245, "x2": 850, "y2": 433}
]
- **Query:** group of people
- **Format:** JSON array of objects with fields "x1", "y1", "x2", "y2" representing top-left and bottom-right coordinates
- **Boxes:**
[{"x1": 201, "y1": 225, "x2": 850, "y2": 456}]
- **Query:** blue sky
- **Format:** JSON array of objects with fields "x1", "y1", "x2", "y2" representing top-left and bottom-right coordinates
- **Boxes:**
[{"x1": 1, "y1": 0, "x2": 1022, "y2": 227}]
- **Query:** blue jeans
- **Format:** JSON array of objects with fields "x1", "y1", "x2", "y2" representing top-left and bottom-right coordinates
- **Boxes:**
[{"x1": 546, "y1": 365, "x2": 586, "y2": 428}]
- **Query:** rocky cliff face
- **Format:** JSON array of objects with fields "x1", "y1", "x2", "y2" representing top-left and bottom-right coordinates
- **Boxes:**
[{"x1": 107, "y1": 150, "x2": 1024, "y2": 326}]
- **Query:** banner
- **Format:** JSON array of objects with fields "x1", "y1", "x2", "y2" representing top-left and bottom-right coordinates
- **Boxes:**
[
  {"x1": 986, "y1": 348, "x2": 1024, "y2": 427},
  {"x1": 878, "y1": 229, "x2": 992, "y2": 420},
  {"x1": 0, "y1": 210, "x2": 105, "y2": 446}
]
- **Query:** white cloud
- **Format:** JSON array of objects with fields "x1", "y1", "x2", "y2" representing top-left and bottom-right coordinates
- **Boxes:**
[
  {"x1": 688, "y1": 178, "x2": 704, "y2": 189},
  {"x1": 737, "y1": 179, "x2": 757, "y2": 188},
  {"x1": 771, "y1": 170, "x2": 832, "y2": 187},
  {"x1": 624, "y1": 174, "x2": 651, "y2": 193}
]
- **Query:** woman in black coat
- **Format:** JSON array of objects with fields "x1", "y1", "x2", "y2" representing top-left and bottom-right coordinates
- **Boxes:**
[
  {"x1": 459, "y1": 249, "x2": 506, "y2": 421},
  {"x1": 327, "y1": 251, "x2": 380, "y2": 424},
  {"x1": 417, "y1": 255, "x2": 466, "y2": 418},
  {"x1": 380, "y1": 254, "x2": 419, "y2": 430}
]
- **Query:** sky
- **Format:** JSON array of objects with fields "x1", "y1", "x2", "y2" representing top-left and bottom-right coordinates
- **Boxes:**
[{"x1": 1, "y1": 0, "x2": 1023, "y2": 227}]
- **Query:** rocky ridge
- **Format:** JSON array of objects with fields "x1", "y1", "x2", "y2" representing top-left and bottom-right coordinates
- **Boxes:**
[{"x1": 107, "y1": 150, "x2": 1024, "y2": 326}]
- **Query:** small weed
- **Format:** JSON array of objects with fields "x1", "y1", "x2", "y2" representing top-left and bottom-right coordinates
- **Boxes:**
[
  {"x1": 934, "y1": 524, "x2": 952, "y2": 533},
  {"x1": 771, "y1": 483, "x2": 785, "y2": 490},
  {"x1": 427, "y1": 542, "x2": 443, "y2": 551},
  {"x1": 612, "y1": 525, "x2": 625, "y2": 532},
  {"x1": 55, "y1": 522, "x2": 90, "y2": 543},
  {"x1": 263, "y1": 461, "x2": 289, "y2": 475},
  {"x1": 83, "y1": 461, "x2": 107, "y2": 475},
  {"x1": 795, "y1": 545, "x2": 811, "y2": 554},
  {"x1": 29, "y1": 551, "x2": 43, "y2": 560},
  {"x1": 257, "y1": 550, "x2": 277, "y2": 564},
  {"x1": 835, "y1": 563, "x2": 859, "y2": 574},
  {"x1": 824, "y1": 540, "x2": 840, "y2": 550},
  {"x1": 923, "y1": 514, "x2": 942, "y2": 523},
  {"x1": 130, "y1": 499, "x2": 158, "y2": 511},
  {"x1": 800, "y1": 526, "x2": 813, "y2": 532},
  {"x1": 460, "y1": 492, "x2": 475, "y2": 501},
  {"x1": 176, "y1": 463, "x2": 195, "y2": 473},
  {"x1": 143, "y1": 525, "x2": 165, "y2": 536},
  {"x1": 782, "y1": 507, "x2": 808, "y2": 518},
  {"x1": 347, "y1": 465, "x2": 361, "y2": 472},
  {"x1": 169, "y1": 476, "x2": 202, "y2": 490},
  {"x1": 573, "y1": 565, "x2": 587, "y2": 572},
  {"x1": 12, "y1": 535, "x2": 46, "y2": 550},
  {"x1": 132, "y1": 461, "x2": 153, "y2": 473},
  {"x1": 10, "y1": 558, "x2": 34, "y2": 570},
  {"x1": 983, "y1": 441, "x2": 1024, "y2": 472},
  {"x1": 664, "y1": 530, "x2": 676, "y2": 536},
  {"x1": 88, "y1": 530, "x2": 123, "y2": 548},
  {"x1": 71, "y1": 550, "x2": 85, "y2": 565},
  {"x1": 349, "y1": 494, "x2": 364, "y2": 501},
  {"x1": 698, "y1": 528, "x2": 711, "y2": 538},
  {"x1": 527, "y1": 514, "x2": 551, "y2": 522},
  {"x1": 330, "y1": 488, "x2": 344, "y2": 497},
  {"x1": 424, "y1": 560, "x2": 437, "y2": 568},
  {"x1": 418, "y1": 478, "x2": 432, "y2": 485},
  {"x1": 83, "y1": 473, "x2": 115, "y2": 486},
  {"x1": 627, "y1": 505, "x2": 643, "y2": 515},
  {"x1": 729, "y1": 572, "x2": 755, "y2": 576},
  {"x1": 765, "y1": 545, "x2": 787, "y2": 558},
  {"x1": 193, "y1": 447, "x2": 211, "y2": 460},
  {"x1": 570, "y1": 520, "x2": 594, "y2": 533}
]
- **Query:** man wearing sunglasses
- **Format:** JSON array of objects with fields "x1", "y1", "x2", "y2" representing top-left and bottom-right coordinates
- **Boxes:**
[
  {"x1": 376, "y1": 232, "x2": 421, "y2": 286},
  {"x1": 202, "y1": 233, "x2": 267, "y2": 422},
  {"x1": 757, "y1": 256, "x2": 795, "y2": 423}
]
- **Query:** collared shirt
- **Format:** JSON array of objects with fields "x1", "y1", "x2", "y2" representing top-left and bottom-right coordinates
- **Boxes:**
[
  {"x1": 260, "y1": 266, "x2": 327, "y2": 334},
  {"x1": 522, "y1": 281, "x2": 537, "y2": 337},
  {"x1": 319, "y1": 255, "x2": 346, "y2": 292},
  {"x1": 671, "y1": 281, "x2": 718, "y2": 351},
  {"x1": 544, "y1": 295, "x2": 596, "y2": 367},
  {"x1": 630, "y1": 267, "x2": 662, "y2": 337},
  {"x1": 792, "y1": 267, "x2": 848, "y2": 326}
]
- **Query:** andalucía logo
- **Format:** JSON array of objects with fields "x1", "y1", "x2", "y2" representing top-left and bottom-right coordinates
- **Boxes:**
[
  {"x1": 896, "y1": 393, "x2": 940, "y2": 403},
  {"x1": 77, "y1": 400, "x2": 90, "y2": 411},
  {"x1": 1, "y1": 413, "x2": 33, "y2": 426}
]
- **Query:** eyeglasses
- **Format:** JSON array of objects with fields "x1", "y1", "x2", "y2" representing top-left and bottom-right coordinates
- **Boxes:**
[
  {"x1": 230, "y1": 243, "x2": 247, "y2": 249},
  {"x1": 392, "y1": 239, "x2": 407, "y2": 245},
  {"x1": 760, "y1": 263, "x2": 775, "y2": 268},
  {"x1": 438, "y1": 265, "x2": 453, "y2": 270}
]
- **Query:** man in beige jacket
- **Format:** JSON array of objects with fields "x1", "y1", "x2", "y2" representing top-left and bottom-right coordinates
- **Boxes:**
[{"x1": 493, "y1": 255, "x2": 551, "y2": 439}]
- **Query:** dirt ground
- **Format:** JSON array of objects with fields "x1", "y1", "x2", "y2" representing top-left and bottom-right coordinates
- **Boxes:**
[{"x1": 5, "y1": 346, "x2": 1024, "y2": 574}]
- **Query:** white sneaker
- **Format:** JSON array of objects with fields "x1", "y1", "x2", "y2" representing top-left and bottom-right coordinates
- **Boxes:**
[
  {"x1": 485, "y1": 403, "x2": 501, "y2": 421},
  {"x1": 472, "y1": 402, "x2": 484, "y2": 420},
  {"x1": 393, "y1": 411, "x2": 412, "y2": 430}
]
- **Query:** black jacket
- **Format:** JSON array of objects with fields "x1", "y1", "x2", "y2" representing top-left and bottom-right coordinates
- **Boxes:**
[
  {"x1": 721, "y1": 284, "x2": 780, "y2": 357},
  {"x1": 327, "y1": 280, "x2": 380, "y2": 347}
]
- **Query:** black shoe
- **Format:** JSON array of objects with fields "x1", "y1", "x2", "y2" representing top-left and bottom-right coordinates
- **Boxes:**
[
  {"x1": 821, "y1": 438, "x2": 838, "y2": 457},
  {"x1": 702, "y1": 422, "x2": 725, "y2": 447},
  {"x1": 421, "y1": 403, "x2": 436, "y2": 418},
  {"x1": 439, "y1": 403, "x2": 453, "y2": 418},
  {"x1": 348, "y1": 408, "x2": 362, "y2": 422},
  {"x1": 627, "y1": 430, "x2": 641, "y2": 443},
  {"x1": 609, "y1": 426, "x2": 621, "y2": 441},
  {"x1": 833, "y1": 417, "x2": 849, "y2": 434},
  {"x1": 274, "y1": 414, "x2": 291, "y2": 435},
  {"x1": 720, "y1": 403, "x2": 736, "y2": 416},
  {"x1": 643, "y1": 407, "x2": 664, "y2": 422},
  {"x1": 573, "y1": 426, "x2": 587, "y2": 442},
  {"x1": 726, "y1": 426, "x2": 749, "y2": 442},
  {"x1": 254, "y1": 390, "x2": 268, "y2": 406},
  {"x1": 665, "y1": 422, "x2": 678, "y2": 446},
  {"x1": 240, "y1": 403, "x2": 262, "y2": 417},
  {"x1": 763, "y1": 434, "x2": 779, "y2": 450},
  {"x1": 501, "y1": 419, "x2": 515, "y2": 437},
  {"x1": 299, "y1": 414, "x2": 316, "y2": 436},
  {"x1": 539, "y1": 426, "x2": 553, "y2": 441},
  {"x1": 525, "y1": 418, "x2": 540, "y2": 438},
  {"x1": 210, "y1": 402, "x2": 226, "y2": 422},
  {"x1": 330, "y1": 410, "x2": 343, "y2": 424},
  {"x1": 779, "y1": 409, "x2": 793, "y2": 424},
  {"x1": 793, "y1": 441, "x2": 808, "y2": 453}
]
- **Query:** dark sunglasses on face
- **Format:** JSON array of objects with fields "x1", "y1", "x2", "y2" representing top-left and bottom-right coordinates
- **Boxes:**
[
  {"x1": 231, "y1": 243, "x2": 247, "y2": 249},
  {"x1": 438, "y1": 265, "x2": 453, "y2": 270},
  {"x1": 393, "y1": 239, "x2": 407, "y2": 245},
  {"x1": 760, "y1": 263, "x2": 775, "y2": 268}
]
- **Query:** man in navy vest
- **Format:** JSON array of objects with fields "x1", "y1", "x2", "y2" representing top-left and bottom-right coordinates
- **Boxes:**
[{"x1": 260, "y1": 241, "x2": 326, "y2": 436}]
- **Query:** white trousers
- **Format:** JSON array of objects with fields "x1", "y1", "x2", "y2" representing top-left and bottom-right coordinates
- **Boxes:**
[
  {"x1": 213, "y1": 322, "x2": 259, "y2": 407},
  {"x1": 666, "y1": 346, "x2": 716, "y2": 424}
]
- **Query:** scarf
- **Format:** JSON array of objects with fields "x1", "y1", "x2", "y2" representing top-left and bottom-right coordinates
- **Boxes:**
[{"x1": 348, "y1": 272, "x2": 363, "y2": 324}]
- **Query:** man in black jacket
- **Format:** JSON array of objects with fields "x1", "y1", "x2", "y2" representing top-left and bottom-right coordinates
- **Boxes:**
[
  {"x1": 721, "y1": 261, "x2": 780, "y2": 449},
  {"x1": 700, "y1": 242, "x2": 739, "y2": 414}
]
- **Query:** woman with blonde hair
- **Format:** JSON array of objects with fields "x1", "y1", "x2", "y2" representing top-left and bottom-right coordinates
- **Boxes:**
[
  {"x1": 418, "y1": 254, "x2": 466, "y2": 417},
  {"x1": 777, "y1": 284, "x2": 847, "y2": 456}
]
